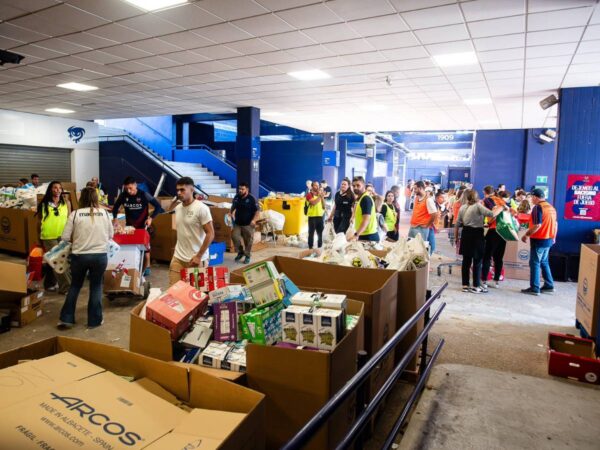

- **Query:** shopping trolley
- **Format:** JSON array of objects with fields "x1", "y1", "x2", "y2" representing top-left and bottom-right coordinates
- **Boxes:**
[
  {"x1": 437, "y1": 227, "x2": 462, "y2": 276},
  {"x1": 105, "y1": 229, "x2": 151, "y2": 300}
]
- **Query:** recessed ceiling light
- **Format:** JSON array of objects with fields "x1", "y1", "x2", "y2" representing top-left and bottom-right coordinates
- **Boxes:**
[
  {"x1": 432, "y1": 51, "x2": 478, "y2": 67},
  {"x1": 464, "y1": 98, "x2": 492, "y2": 105},
  {"x1": 123, "y1": 0, "x2": 187, "y2": 12},
  {"x1": 46, "y1": 108, "x2": 75, "y2": 114},
  {"x1": 288, "y1": 69, "x2": 331, "y2": 81},
  {"x1": 57, "y1": 82, "x2": 98, "y2": 92}
]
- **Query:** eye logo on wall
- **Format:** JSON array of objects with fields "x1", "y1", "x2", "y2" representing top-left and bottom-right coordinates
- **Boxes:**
[{"x1": 67, "y1": 126, "x2": 85, "y2": 143}]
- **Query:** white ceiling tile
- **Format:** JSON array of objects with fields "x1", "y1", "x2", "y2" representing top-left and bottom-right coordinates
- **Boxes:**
[
  {"x1": 485, "y1": 69, "x2": 524, "y2": 80},
  {"x1": 562, "y1": 71, "x2": 600, "y2": 86},
  {"x1": 251, "y1": 50, "x2": 298, "y2": 65},
  {"x1": 342, "y1": 51, "x2": 388, "y2": 64},
  {"x1": 366, "y1": 32, "x2": 419, "y2": 50},
  {"x1": 389, "y1": 1, "x2": 458, "y2": 13},
  {"x1": 382, "y1": 46, "x2": 429, "y2": 61},
  {"x1": 414, "y1": 24, "x2": 469, "y2": 44},
  {"x1": 401, "y1": 4, "x2": 463, "y2": 29},
  {"x1": 0, "y1": 35, "x2": 25, "y2": 50},
  {"x1": 99, "y1": 44, "x2": 152, "y2": 59},
  {"x1": 478, "y1": 47, "x2": 525, "y2": 62},
  {"x1": 461, "y1": 0, "x2": 525, "y2": 22},
  {"x1": 9, "y1": 43, "x2": 65, "y2": 60},
  {"x1": 11, "y1": 4, "x2": 109, "y2": 36},
  {"x1": 324, "y1": 38, "x2": 375, "y2": 54},
  {"x1": 582, "y1": 24, "x2": 600, "y2": 41},
  {"x1": 232, "y1": 13, "x2": 295, "y2": 37},
  {"x1": 119, "y1": 14, "x2": 183, "y2": 37},
  {"x1": 61, "y1": 32, "x2": 119, "y2": 50},
  {"x1": 33, "y1": 37, "x2": 92, "y2": 54},
  {"x1": 135, "y1": 55, "x2": 180, "y2": 69},
  {"x1": 0, "y1": 23, "x2": 50, "y2": 42},
  {"x1": 474, "y1": 33, "x2": 525, "y2": 51},
  {"x1": 426, "y1": 40, "x2": 474, "y2": 55},
  {"x1": 157, "y1": 31, "x2": 213, "y2": 50},
  {"x1": 65, "y1": 0, "x2": 143, "y2": 21},
  {"x1": 260, "y1": 31, "x2": 317, "y2": 49},
  {"x1": 528, "y1": 7, "x2": 594, "y2": 32},
  {"x1": 347, "y1": 14, "x2": 409, "y2": 37},
  {"x1": 526, "y1": 66, "x2": 568, "y2": 78},
  {"x1": 572, "y1": 51, "x2": 600, "y2": 64},
  {"x1": 198, "y1": 0, "x2": 268, "y2": 21},
  {"x1": 439, "y1": 64, "x2": 482, "y2": 75},
  {"x1": 467, "y1": 16, "x2": 525, "y2": 38},
  {"x1": 569, "y1": 61, "x2": 600, "y2": 73},
  {"x1": 226, "y1": 38, "x2": 279, "y2": 54},
  {"x1": 193, "y1": 45, "x2": 243, "y2": 60},
  {"x1": 482, "y1": 59, "x2": 523, "y2": 72},
  {"x1": 276, "y1": 4, "x2": 342, "y2": 28},
  {"x1": 527, "y1": 42, "x2": 578, "y2": 58},
  {"x1": 326, "y1": 0, "x2": 396, "y2": 21},
  {"x1": 394, "y1": 58, "x2": 436, "y2": 70},
  {"x1": 76, "y1": 49, "x2": 125, "y2": 64},
  {"x1": 526, "y1": 55, "x2": 572, "y2": 69},
  {"x1": 302, "y1": 23, "x2": 360, "y2": 43},
  {"x1": 528, "y1": 0, "x2": 596, "y2": 13},
  {"x1": 153, "y1": 3, "x2": 223, "y2": 29},
  {"x1": 527, "y1": 27, "x2": 585, "y2": 46},
  {"x1": 286, "y1": 44, "x2": 336, "y2": 60},
  {"x1": 220, "y1": 56, "x2": 262, "y2": 69},
  {"x1": 403, "y1": 67, "x2": 444, "y2": 78},
  {"x1": 591, "y1": 5, "x2": 600, "y2": 24},
  {"x1": 447, "y1": 72, "x2": 485, "y2": 83},
  {"x1": 87, "y1": 23, "x2": 150, "y2": 44},
  {"x1": 193, "y1": 23, "x2": 253, "y2": 44}
]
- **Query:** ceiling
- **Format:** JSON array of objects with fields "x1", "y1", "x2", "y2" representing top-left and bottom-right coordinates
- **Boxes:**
[{"x1": 1, "y1": 0, "x2": 599, "y2": 132}]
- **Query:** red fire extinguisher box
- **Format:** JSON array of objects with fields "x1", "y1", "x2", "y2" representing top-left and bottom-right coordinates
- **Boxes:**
[{"x1": 548, "y1": 333, "x2": 600, "y2": 385}]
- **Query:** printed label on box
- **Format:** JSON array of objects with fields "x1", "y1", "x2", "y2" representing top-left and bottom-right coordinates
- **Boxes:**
[{"x1": 120, "y1": 274, "x2": 132, "y2": 288}]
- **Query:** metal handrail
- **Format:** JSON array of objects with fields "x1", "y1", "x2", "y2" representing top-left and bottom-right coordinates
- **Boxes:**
[
  {"x1": 98, "y1": 134, "x2": 209, "y2": 198},
  {"x1": 282, "y1": 282, "x2": 448, "y2": 450}
]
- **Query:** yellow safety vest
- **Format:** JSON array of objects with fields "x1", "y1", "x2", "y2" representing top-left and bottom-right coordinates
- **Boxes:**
[
  {"x1": 41, "y1": 202, "x2": 68, "y2": 240},
  {"x1": 355, "y1": 193, "x2": 377, "y2": 235},
  {"x1": 383, "y1": 203, "x2": 397, "y2": 231},
  {"x1": 306, "y1": 193, "x2": 324, "y2": 217}
]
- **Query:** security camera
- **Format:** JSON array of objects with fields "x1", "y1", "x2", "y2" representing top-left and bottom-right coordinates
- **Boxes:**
[
  {"x1": 545, "y1": 129, "x2": 556, "y2": 139},
  {"x1": 0, "y1": 49, "x2": 25, "y2": 66},
  {"x1": 539, "y1": 94, "x2": 558, "y2": 110},
  {"x1": 539, "y1": 134, "x2": 553, "y2": 143}
]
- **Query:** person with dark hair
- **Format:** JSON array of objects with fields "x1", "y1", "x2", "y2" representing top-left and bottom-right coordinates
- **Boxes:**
[
  {"x1": 429, "y1": 190, "x2": 446, "y2": 252},
  {"x1": 380, "y1": 190, "x2": 399, "y2": 241},
  {"x1": 58, "y1": 187, "x2": 113, "y2": 329},
  {"x1": 408, "y1": 181, "x2": 437, "y2": 251},
  {"x1": 321, "y1": 179, "x2": 332, "y2": 202},
  {"x1": 497, "y1": 184, "x2": 506, "y2": 193},
  {"x1": 18, "y1": 178, "x2": 29, "y2": 187},
  {"x1": 328, "y1": 177, "x2": 355, "y2": 234},
  {"x1": 481, "y1": 185, "x2": 509, "y2": 289},
  {"x1": 230, "y1": 182, "x2": 259, "y2": 264},
  {"x1": 390, "y1": 185, "x2": 402, "y2": 233},
  {"x1": 521, "y1": 188, "x2": 557, "y2": 296},
  {"x1": 31, "y1": 173, "x2": 40, "y2": 188},
  {"x1": 112, "y1": 176, "x2": 164, "y2": 276},
  {"x1": 37, "y1": 181, "x2": 71, "y2": 294},
  {"x1": 169, "y1": 177, "x2": 214, "y2": 286},
  {"x1": 350, "y1": 176, "x2": 379, "y2": 242},
  {"x1": 306, "y1": 180, "x2": 326, "y2": 250}
]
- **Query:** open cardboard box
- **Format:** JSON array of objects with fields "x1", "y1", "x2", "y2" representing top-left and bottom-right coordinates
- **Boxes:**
[
  {"x1": 576, "y1": 244, "x2": 600, "y2": 337},
  {"x1": 247, "y1": 300, "x2": 364, "y2": 450},
  {"x1": 0, "y1": 260, "x2": 44, "y2": 327},
  {"x1": 0, "y1": 207, "x2": 39, "y2": 254},
  {"x1": 231, "y1": 256, "x2": 395, "y2": 397},
  {"x1": 150, "y1": 213, "x2": 177, "y2": 262},
  {"x1": 0, "y1": 336, "x2": 265, "y2": 449},
  {"x1": 130, "y1": 301, "x2": 246, "y2": 383}
]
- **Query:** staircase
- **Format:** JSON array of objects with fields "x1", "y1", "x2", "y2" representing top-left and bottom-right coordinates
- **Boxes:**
[{"x1": 168, "y1": 161, "x2": 236, "y2": 197}]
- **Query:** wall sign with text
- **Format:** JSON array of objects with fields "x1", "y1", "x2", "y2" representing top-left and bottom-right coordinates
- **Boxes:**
[{"x1": 564, "y1": 174, "x2": 600, "y2": 221}]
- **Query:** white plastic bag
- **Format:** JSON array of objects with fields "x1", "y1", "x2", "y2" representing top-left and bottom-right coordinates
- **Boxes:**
[
  {"x1": 264, "y1": 209, "x2": 285, "y2": 231},
  {"x1": 323, "y1": 221, "x2": 336, "y2": 244},
  {"x1": 331, "y1": 232, "x2": 348, "y2": 253}
]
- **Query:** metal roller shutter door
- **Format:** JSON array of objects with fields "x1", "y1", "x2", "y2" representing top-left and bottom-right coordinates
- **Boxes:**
[{"x1": 0, "y1": 145, "x2": 71, "y2": 185}]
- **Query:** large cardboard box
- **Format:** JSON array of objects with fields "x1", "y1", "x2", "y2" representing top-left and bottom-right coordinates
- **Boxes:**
[
  {"x1": 130, "y1": 301, "x2": 246, "y2": 383},
  {"x1": 0, "y1": 260, "x2": 44, "y2": 327},
  {"x1": 0, "y1": 208, "x2": 39, "y2": 254},
  {"x1": 104, "y1": 268, "x2": 142, "y2": 295},
  {"x1": 151, "y1": 213, "x2": 177, "y2": 262},
  {"x1": 231, "y1": 257, "x2": 395, "y2": 395},
  {"x1": 210, "y1": 206, "x2": 233, "y2": 250},
  {"x1": 0, "y1": 336, "x2": 265, "y2": 449},
  {"x1": 502, "y1": 230, "x2": 531, "y2": 280},
  {"x1": 247, "y1": 300, "x2": 364, "y2": 450},
  {"x1": 577, "y1": 244, "x2": 600, "y2": 336}
]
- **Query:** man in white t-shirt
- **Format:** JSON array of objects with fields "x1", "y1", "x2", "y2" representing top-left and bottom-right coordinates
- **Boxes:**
[{"x1": 169, "y1": 177, "x2": 215, "y2": 286}]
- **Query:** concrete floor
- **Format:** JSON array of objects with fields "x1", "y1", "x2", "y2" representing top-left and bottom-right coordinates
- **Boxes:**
[{"x1": 0, "y1": 220, "x2": 595, "y2": 450}]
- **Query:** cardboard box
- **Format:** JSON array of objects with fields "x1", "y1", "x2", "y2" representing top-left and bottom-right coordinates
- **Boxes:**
[
  {"x1": 577, "y1": 244, "x2": 600, "y2": 336},
  {"x1": 0, "y1": 336, "x2": 265, "y2": 449},
  {"x1": 281, "y1": 305, "x2": 306, "y2": 345},
  {"x1": 104, "y1": 268, "x2": 141, "y2": 294},
  {"x1": 0, "y1": 261, "x2": 44, "y2": 327},
  {"x1": 181, "y1": 266, "x2": 230, "y2": 292},
  {"x1": 150, "y1": 213, "x2": 177, "y2": 262},
  {"x1": 109, "y1": 245, "x2": 143, "y2": 270},
  {"x1": 129, "y1": 302, "x2": 246, "y2": 383},
  {"x1": 247, "y1": 300, "x2": 364, "y2": 449},
  {"x1": 0, "y1": 208, "x2": 39, "y2": 254},
  {"x1": 210, "y1": 206, "x2": 233, "y2": 250},
  {"x1": 548, "y1": 332, "x2": 600, "y2": 385}
]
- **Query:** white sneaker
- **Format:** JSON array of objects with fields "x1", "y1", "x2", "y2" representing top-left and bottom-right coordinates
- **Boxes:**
[
  {"x1": 481, "y1": 283, "x2": 488, "y2": 290},
  {"x1": 494, "y1": 281, "x2": 500, "y2": 288}
]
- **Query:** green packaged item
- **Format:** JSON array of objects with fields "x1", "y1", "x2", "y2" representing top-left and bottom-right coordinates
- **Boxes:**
[
  {"x1": 495, "y1": 211, "x2": 520, "y2": 241},
  {"x1": 240, "y1": 302, "x2": 284, "y2": 345}
]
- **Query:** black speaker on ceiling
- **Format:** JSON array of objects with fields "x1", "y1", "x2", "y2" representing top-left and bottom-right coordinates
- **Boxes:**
[{"x1": 539, "y1": 94, "x2": 559, "y2": 110}]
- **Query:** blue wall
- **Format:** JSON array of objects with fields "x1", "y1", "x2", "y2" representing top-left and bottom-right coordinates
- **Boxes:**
[
  {"x1": 345, "y1": 155, "x2": 368, "y2": 180},
  {"x1": 472, "y1": 129, "x2": 526, "y2": 193},
  {"x1": 103, "y1": 116, "x2": 173, "y2": 160},
  {"x1": 523, "y1": 129, "x2": 556, "y2": 199},
  {"x1": 554, "y1": 87, "x2": 600, "y2": 253},
  {"x1": 260, "y1": 141, "x2": 323, "y2": 193}
]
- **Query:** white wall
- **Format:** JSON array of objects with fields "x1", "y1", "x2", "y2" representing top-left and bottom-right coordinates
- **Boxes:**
[{"x1": 0, "y1": 110, "x2": 99, "y2": 188}]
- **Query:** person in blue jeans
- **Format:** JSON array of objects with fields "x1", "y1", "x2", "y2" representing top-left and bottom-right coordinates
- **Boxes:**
[
  {"x1": 520, "y1": 189, "x2": 557, "y2": 296},
  {"x1": 58, "y1": 187, "x2": 114, "y2": 329}
]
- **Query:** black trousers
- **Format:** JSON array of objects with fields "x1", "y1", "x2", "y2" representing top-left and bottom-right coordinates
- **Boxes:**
[
  {"x1": 333, "y1": 214, "x2": 351, "y2": 234},
  {"x1": 460, "y1": 226, "x2": 485, "y2": 287},
  {"x1": 308, "y1": 216, "x2": 324, "y2": 249},
  {"x1": 482, "y1": 229, "x2": 507, "y2": 282}
]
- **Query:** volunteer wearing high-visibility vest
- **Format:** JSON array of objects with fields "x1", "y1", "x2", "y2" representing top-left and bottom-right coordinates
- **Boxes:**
[
  {"x1": 306, "y1": 181, "x2": 326, "y2": 250},
  {"x1": 349, "y1": 176, "x2": 379, "y2": 242},
  {"x1": 408, "y1": 181, "x2": 438, "y2": 252},
  {"x1": 37, "y1": 181, "x2": 72, "y2": 294},
  {"x1": 481, "y1": 185, "x2": 509, "y2": 289},
  {"x1": 380, "y1": 191, "x2": 399, "y2": 241},
  {"x1": 521, "y1": 188, "x2": 557, "y2": 296}
]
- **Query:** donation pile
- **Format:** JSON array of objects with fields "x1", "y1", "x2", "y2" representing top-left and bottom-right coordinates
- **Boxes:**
[
  {"x1": 0, "y1": 184, "x2": 47, "y2": 209},
  {"x1": 137, "y1": 262, "x2": 360, "y2": 373}
]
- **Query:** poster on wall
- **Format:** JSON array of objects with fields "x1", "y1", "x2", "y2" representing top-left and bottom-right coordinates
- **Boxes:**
[{"x1": 564, "y1": 174, "x2": 600, "y2": 221}]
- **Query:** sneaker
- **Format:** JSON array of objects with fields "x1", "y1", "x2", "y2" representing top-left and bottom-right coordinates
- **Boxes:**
[
  {"x1": 481, "y1": 282, "x2": 488, "y2": 290},
  {"x1": 462, "y1": 286, "x2": 471, "y2": 292},
  {"x1": 143, "y1": 267, "x2": 151, "y2": 277},
  {"x1": 541, "y1": 286, "x2": 555, "y2": 294},
  {"x1": 234, "y1": 253, "x2": 244, "y2": 262},
  {"x1": 87, "y1": 320, "x2": 104, "y2": 329},
  {"x1": 494, "y1": 281, "x2": 500, "y2": 289},
  {"x1": 470, "y1": 287, "x2": 484, "y2": 294},
  {"x1": 521, "y1": 288, "x2": 541, "y2": 296},
  {"x1": 57, "y1": 321, "x2": 74, "y2": 330},
  {"x1": 244, "y1": 256, "x2": 251, "y2": 264}
]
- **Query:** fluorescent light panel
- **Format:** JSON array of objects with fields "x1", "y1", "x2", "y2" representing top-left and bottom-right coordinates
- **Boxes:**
[
  {"x1": 288, "y1": 69, "x2": 331, "y2": 81},
  {"x1": 432, "y1": 51, "x2": 478, "y2": 67},
  {"x1": 46, "y1": 108, "x2": 75, "y2": 114},
  {"x1": 57, "y1": 82, "x2": 98, "y2": 92},
  {"x1": 123, "y1": 0, "x2": 187, "y2": 11}
]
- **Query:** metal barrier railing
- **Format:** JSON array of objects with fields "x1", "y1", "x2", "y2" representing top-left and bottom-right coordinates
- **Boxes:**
[{"x1": 282, "y1": 282, "x2": 448, "y2": 450}]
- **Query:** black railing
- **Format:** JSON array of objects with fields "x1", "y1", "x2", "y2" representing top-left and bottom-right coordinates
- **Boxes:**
[{"x1": 282, "y1": 282, "x2": 448, "y2": 450}]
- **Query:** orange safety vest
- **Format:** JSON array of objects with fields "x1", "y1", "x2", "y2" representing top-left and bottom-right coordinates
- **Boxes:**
[
  {"x1": 486, "y1": 196, "x2": 506, "y2": 229},
  {"x1": 411, "y1": 195, "x2": 432, "y2": 227},
  {"x1": 529, "y1": 201, "x2": 557, "y2": 240},
  {"x1": 452, "y1": 201, "x2": 461, "y2": 220}
]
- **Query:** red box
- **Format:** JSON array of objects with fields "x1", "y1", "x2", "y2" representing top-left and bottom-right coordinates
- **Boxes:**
[
  {"x1": 113, "y1": 229, "x2": 151, "y2": 250},
  {"x1": 146, "y1": 281, "x2": 208, "y2": 339},
  {"x1": 548, "y1": 332, "x2": 600, "y2": 385},
  {"x1": 181, "y1": 266, "x2": 230, "y2": 292}
]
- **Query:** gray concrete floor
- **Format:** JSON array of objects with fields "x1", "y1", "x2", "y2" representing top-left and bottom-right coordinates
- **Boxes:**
[{"x1": 0, "y1": 220, "x2": 594, "y2": 450}]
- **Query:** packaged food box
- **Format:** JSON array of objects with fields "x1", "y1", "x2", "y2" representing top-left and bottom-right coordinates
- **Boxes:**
[
  {"x1": 209, "y1": 284, "x2": 250, "y2": 304},
  {"x1": 249, "y1": 279, "x2": 285, "y2": 306},
  {"x1": 243, "y1": 261, "x2": 280, "y2": 287},
  {"x1": 240, "y1": 303, "x2": 284, "y2": 345},
  {"x1": 291, "y1": 292, "x2": 347, "y2": 311},
  {"x1": 181, "y1": 266, "x2": 230, "y2": 292},
  {"x1": 299, "y1": 309, "x2": 318, "y2": 347},
  {"x1": 316, "y1": 308, "x2": 345, "y2": 351},
  {"x1": 281, "y1": 305, "x2": 308, "y2": 345},
  {"x1": 200, "y1": 341, "x2": 231, "y2": 369}
]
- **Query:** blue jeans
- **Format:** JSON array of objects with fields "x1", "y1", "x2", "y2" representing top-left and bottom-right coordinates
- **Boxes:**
[
  {"x1": 358, "y1": 232, "x2": 380, "y2": 242},
  {"x1": 427, "y1": 229, "x2": 436, "y2": 254},
  {"x1": 60, "y1": 253, "x2": 108, "y2": 327},
  {"x1": 529, "y1": 245, "x2": 554, "y2": 292}
]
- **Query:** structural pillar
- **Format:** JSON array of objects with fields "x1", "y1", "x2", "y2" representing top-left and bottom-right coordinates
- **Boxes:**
[
  {"x1": 322, "y1": 132, "x2": 339, "y2": 189},
  {"x1": 235, "y1": 107, "x2": 261, "y2": 198},
  {"x1": 365, "y1": 134, "x2": 376, "y2": 183}
]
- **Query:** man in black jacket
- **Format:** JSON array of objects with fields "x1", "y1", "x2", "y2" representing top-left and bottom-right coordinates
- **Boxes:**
[{"x1": 229, "y1": 182, "x2": 259, "y2": 264}]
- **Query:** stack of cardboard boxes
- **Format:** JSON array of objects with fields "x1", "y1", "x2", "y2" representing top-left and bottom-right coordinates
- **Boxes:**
[
  {"x1": 0, "y1": 261, "x2": 44, "y2": 329},
  {"x1": 576, "y1": 244, "x2": 600, "y2": 353}
]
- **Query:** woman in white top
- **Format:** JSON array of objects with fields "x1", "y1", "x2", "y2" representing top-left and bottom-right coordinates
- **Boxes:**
[{"x1": 58, "y1": 187, "x2": 114, "y2": 329}]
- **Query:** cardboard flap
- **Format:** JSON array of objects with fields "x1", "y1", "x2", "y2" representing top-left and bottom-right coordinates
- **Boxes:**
[
  {"x1": 130, "y1": 301, "x2": 175, "y2": 361},
  {"x1": 0, "y1": 261, "x2": 28, "y2": 298},
  {"x1": 175, "y1": 409, "x2": 246, "y2": 440}
]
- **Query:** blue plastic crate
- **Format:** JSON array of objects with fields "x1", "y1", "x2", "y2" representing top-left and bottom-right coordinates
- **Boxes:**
[{"x1": 208, "y1": 242, "x2": 226, "y2": 266}]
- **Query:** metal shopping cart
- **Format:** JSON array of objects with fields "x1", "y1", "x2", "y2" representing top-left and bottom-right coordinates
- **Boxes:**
[
  {"x1": 437, "y1": 227, "x2": 462, "y2": 276},
  {"x1": 105, "y1": 229, "x2": 151, "y2": 300}
]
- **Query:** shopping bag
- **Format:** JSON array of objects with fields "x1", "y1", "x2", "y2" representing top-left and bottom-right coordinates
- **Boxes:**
[
  {"x1": 495, "y1": 211, "x2": 519, "y2": 241},
  {"x1": 323, "y1": 221, "x2": 336, "y2": 244}
]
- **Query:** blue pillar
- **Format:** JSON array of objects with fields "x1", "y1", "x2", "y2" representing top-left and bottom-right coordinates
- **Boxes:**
[
  {"x1": 554, "y1": 87, "x2": 600, "y2": 253},
  {"x1": 338, "y1": 138, "x2": 348, "y2": 183},
  {"x1": 236, "y1": 106, "x2": 260, "y2": 198},
  {"x1": 322, "y1": 132, "x2": 339, "y2": 189},
  {"x1": 365, "y1": 135, "x2": 376, "y2": 183}
]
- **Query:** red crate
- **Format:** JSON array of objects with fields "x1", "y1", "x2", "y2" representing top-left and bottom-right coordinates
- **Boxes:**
[
  {"x1": 548, "y1": 332, "x2": 600, "y2": 385},
  {"x1": 113, "y1": 229, "x2": 150, "y2": 250}
]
